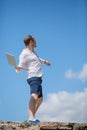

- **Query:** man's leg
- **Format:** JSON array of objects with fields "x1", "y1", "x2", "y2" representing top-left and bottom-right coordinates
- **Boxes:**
[
  {"x1": 34, "y1": 85, "x2": 43, "y2": 115},
  {"x1": 34, "y1": 97, "x2": 43, "y2": 115},
  {"x1": 27, "y1": 77, "x2": 43, "y2": 121},
  {"x1": 29, "y1": 94, "x2": 38, "y2": 120},
  {"x1": 29, "y1": 94, "x2": 43, "y2": 120}
]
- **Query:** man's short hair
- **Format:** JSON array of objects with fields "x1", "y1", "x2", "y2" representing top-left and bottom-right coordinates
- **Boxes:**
[{"x1": 24, "y1": 35, "x2": 35, "y2": 46}]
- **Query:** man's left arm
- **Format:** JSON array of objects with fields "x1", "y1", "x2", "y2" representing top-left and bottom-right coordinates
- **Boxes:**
[{"x1": 39, "y1": 58, "x2": 51, "y2": 66}]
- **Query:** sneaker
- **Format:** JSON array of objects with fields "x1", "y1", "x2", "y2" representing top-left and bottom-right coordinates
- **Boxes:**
[
  {"x1": 36, "y1": 119, "x2": 40, "y2": 123},
  {"x1": 28, "y1": 119, "x2": 40, "y2": 124}
]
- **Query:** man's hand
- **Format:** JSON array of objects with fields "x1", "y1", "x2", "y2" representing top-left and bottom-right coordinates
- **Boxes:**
[
  {"x1": 45, "y1": 61, "x2": 51, "y2": 66},
  {"x1": 15, "y1": 66, "x2": 22, "y2": 72}
]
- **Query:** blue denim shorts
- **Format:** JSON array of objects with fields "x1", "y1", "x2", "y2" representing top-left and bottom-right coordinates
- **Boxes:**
[{"x1": 27, "y1": 77, "x2": 43, "y2": 98}]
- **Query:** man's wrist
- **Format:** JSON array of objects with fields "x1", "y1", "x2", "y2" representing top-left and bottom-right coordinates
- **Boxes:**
[{"x1": 44, "y1": 60, "x2": 47, "y2": 64}]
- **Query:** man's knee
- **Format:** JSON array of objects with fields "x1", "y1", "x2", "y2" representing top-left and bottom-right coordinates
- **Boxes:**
[{"x1": 31, "y1": 93, "x2": 38, "y2": 100}]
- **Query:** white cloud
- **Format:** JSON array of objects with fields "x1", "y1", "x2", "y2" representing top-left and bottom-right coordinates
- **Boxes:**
[
  {"x1": 65, "y1": 64, "x2": 87, "y2": 82},
  {"x1": 78, "y1": 64, "x2": 87, "y2": 81},
  {"x1": 37, "y1": 88, "x2": 87, "y2": 122},
  {"x1": 65, "y1": 69, "x2": 76, "y2": 79}
]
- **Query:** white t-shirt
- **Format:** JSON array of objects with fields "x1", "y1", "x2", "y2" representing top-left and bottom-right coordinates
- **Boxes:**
[{"x1": 18, "y1": 49, "x2": 45, "y2": 79}]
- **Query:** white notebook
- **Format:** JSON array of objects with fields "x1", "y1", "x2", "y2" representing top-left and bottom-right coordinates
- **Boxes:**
[{"x1": 6, "y1": 53, "x2": 17, "y2": 67}]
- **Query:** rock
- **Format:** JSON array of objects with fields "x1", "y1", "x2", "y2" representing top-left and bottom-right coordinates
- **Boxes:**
[
  {"x1": 0, "y1": 121, "x2": 87, "y2": 130},
  {"x1": 73, "y1": 123, "x2": 87, "y2": 130}
]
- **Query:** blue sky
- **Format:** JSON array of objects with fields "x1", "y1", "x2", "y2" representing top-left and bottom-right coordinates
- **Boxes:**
[{"x1": 0, "y1": 0, "x2": 87, "y2": 122}]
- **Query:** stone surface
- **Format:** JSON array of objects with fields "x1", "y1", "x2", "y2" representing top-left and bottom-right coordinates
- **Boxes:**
[{"x1": 0, "y1": 121, "x2": 87, "y2": 130}]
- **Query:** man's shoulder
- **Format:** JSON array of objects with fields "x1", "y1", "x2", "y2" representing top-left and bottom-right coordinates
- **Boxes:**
[{"x1": 19, "y1": 49, "x2": 31, "y2": 58}]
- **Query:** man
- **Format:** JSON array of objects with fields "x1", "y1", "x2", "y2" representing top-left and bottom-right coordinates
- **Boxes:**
[{"x1": 16, "y1": 35, "x2": 51, "y2": 124}]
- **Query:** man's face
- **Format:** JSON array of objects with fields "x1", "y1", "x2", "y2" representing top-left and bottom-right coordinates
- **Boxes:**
[{"x1": 31, "y1": 39, "x2": 37, "y2": 48}]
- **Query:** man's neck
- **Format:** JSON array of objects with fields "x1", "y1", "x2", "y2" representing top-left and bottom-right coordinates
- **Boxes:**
[{"x1": 26, "y1": 45, "x2": 34, "y2": 52}]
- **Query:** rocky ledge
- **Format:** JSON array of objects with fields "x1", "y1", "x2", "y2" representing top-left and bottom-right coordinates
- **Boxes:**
[{"x1": 0, "y1": 121, "x2": 87, "y2": 130}]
